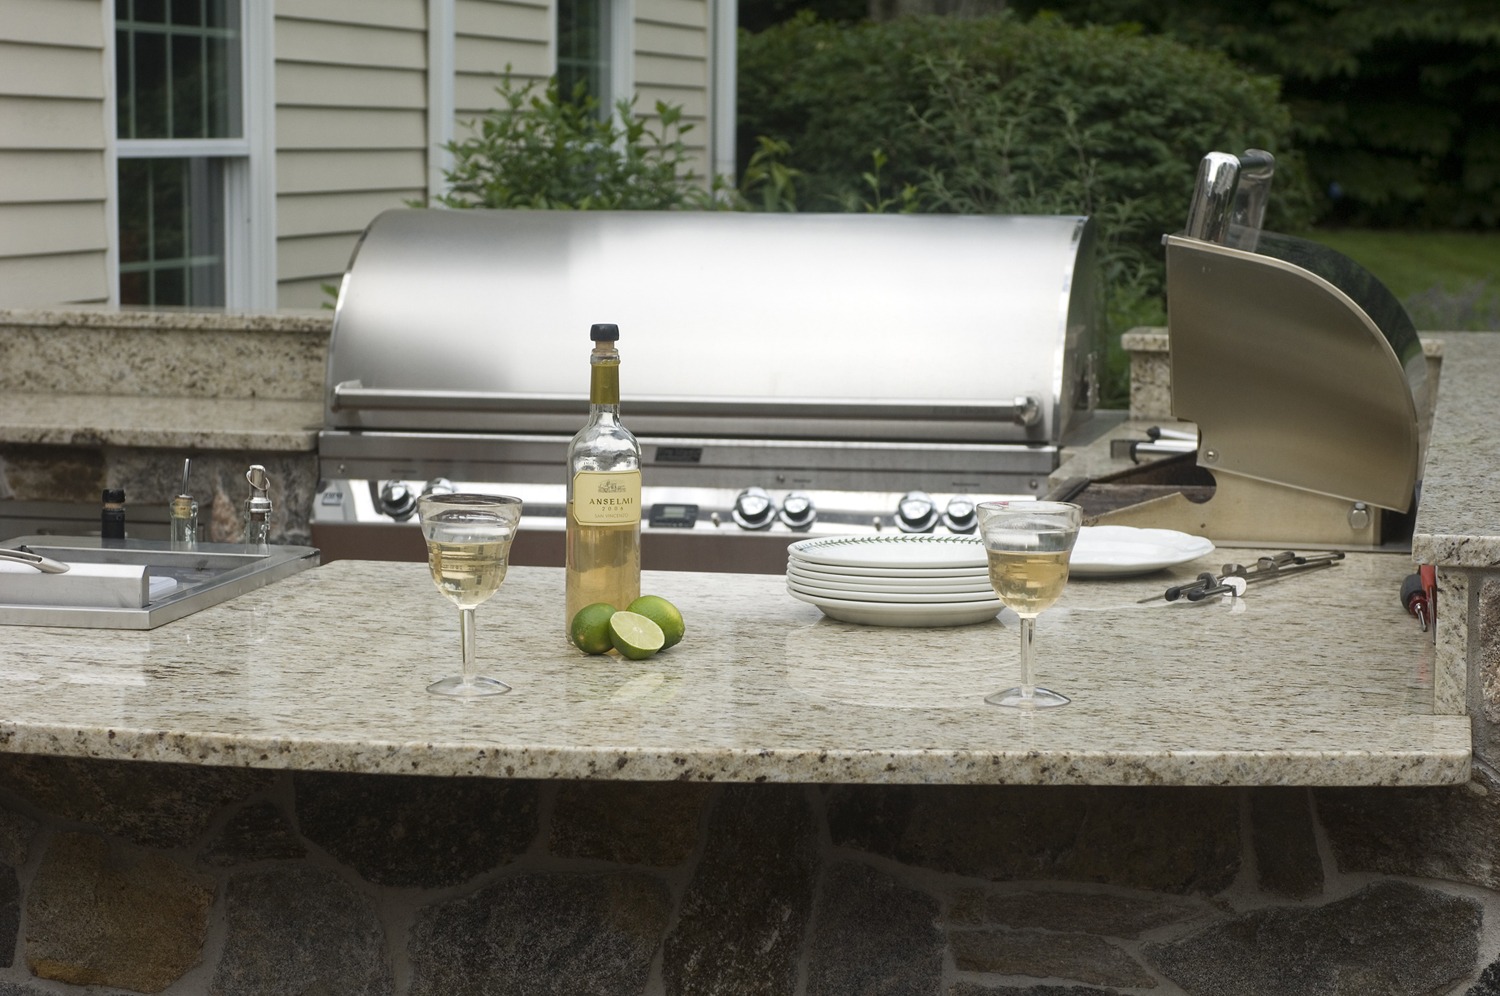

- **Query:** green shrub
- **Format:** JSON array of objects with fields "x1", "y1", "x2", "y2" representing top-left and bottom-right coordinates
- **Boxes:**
[
  {"x1": 740, "y1": 13, "x2": 1311, "y2": 242},
  {"x1": 433, "y1": 75, "x2": 715, "y2": 210}
]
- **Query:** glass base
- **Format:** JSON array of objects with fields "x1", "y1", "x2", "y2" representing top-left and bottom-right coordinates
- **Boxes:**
[
  {"x1": 427, "y1": 675, "x2": 512, "y2": 697},
  {"x1": 985, "y1": 686, "x2": 1070, "y2": 709}
]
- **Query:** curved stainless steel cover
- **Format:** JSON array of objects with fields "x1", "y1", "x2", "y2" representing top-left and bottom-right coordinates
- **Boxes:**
[
  {"x1": 1166, "y1": 234, "x2": 1421, "y2": 512},
  {"x1": 326, "y1": 209, "x2": 1097, "y2": 444}
]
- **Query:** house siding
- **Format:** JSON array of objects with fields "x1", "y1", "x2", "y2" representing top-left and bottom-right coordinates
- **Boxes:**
[
  {"x1": 0, "y1": 0, "x2": 109, "y2": 306},
  {"x1": 634, "y1": 0, "x2": 711, "y2": 181},
  {"x1": 0, "y1": 0, "x2": 726, "y2": 310},
  {"x1": 454, "y1": 0, "x2": 552, "y2": 123},
  {"x1": 273, "y1": 4, "x2": 431, "y2": 308}
]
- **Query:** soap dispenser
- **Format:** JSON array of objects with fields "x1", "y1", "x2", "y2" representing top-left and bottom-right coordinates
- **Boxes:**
[{"x1": 244, "y1": 465, "x2": 273, "y2": 554}]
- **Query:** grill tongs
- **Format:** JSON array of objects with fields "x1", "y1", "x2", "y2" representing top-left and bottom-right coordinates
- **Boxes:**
[
  {"x1": 0, "y1": 546, "x2": 70, "y2": 574},
  {"x1": 1141, "y1": 550, "x2": 1345, "y2": 603}
]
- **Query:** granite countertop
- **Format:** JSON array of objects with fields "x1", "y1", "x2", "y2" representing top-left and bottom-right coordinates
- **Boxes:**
[
  {"x1": 0, "y1": 556, "x2": 1467, "y2": 787},
  {"x1": 1412, "y1": 333, "x2": 1500, "y2": 567},
  {"x1": 0, "y1": 393, "x2": 321, "y2": 452}
]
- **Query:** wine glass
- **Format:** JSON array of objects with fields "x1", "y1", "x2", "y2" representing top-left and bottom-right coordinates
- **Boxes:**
[
  {"x1": 417, "y1": 493, "x2": 523, "y2": 697},
  {"x1": 976, "y1": 500, "x2": 1082, "y2": 709}
]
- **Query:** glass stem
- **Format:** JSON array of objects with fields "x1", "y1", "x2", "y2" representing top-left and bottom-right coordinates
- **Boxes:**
[
  {"x1": 1018, "y1": 614, "x2": 1037, "y2": 700},
  {"x1": 459, "y1": 606, "x2": 477, "y2": 686}
]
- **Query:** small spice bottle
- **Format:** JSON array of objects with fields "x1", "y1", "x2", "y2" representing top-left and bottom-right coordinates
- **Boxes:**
[{"x1": 101, "y1": 488, "x2": 126, "y2": 544}]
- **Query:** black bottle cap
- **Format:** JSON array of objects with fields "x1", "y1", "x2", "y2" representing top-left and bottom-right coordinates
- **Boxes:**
[
  {"x1": 589, "y1": 323, "x2": 620, "y2": 342},
  {"x1": 103, "y1": 488, "x2": 125, "y2": 503}
]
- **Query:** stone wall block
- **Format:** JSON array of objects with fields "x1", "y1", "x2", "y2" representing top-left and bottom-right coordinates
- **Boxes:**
[
  {"x1": 1248, "y1": 787, "x2": 1323, "y2": 898},
  {"x1": 1317, "y1": 775, "x2": 1500, "y2": 890},
  {"x1": 199, "y1": 800, "x2": 307, "y2": 867},
  {"x1": 25, "y1": 832, "x2": 213, "y2": 992},
  {"x1": 948, "y1": 986, "x2": 1123, "y2": 996},
  {"x1": 826, "y1": 786, "x2": 1240, "y2": 894},
  {"x1": 293, "y1": 772, "x2": 539, "y2": 888},
  {"x1": 1478, "y1": 576, "x2": 1500, "y2": 730},
  {"x1": 0, "y1": 865, "x2": 16, "y2": 969},
  {"x1": 1144, "y1": 880, "x2": 1480, "y2": 996},
  {"x1": 210, "y1": 865, "x2": 392, "y2": 996},
  {"x1": 947, "y1": 888, "x2": 1203, "y2": 938},
  {"x1": 0, "y1": 807, "x2": 38, "y2": 868},
  {"x1": 111, "y1": 451, "x2": 318, "y2": 546},
  {"x1": 663, "y1": 785, "x2": 820, "y2": 996},
  {"x1": 408, "y1": 871, "x2": 671, "y2": 996},
  {"x1": 550, "y1": 781, "x2": 711, "y2": 866},
  {"x1": 949, "y1": 929, "x2": 1156, "y2": 988},
  {"x1": 0, "y1": 756, "x2": 270, "y2": 848},
  {"x1": 805, "y1": 861, "x2": 943, "y2": 996}
]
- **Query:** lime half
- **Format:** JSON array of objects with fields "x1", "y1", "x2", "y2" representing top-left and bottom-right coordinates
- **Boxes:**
[
  {"x1": 608, "y1": 611, "x2": 666, "y2": 660},
  {"x1": 570, "y1": 602, "x2": 617, "y2": 654},
  {"x1": 628, "y1": 595, "x2": 685, "y2": 649}
]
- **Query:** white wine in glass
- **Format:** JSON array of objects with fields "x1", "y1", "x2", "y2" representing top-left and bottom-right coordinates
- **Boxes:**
[
  {"x1": 977, "y1": 500, "x2": 1082, "y2": 709},
  {"x1": 418, "y1": 493, "x2": 522, "y2": 697}
]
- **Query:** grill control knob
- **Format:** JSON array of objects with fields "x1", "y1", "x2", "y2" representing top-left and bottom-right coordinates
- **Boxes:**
[
  {"x1": 378, "y1": 480, "x2": 417, "y2": 521},
  {"x1": 895, "y1": 491, "x2": 939, "y2": 533},
  {"x1": 778, "y1": 492, "x2": 817, "y2": 531},
  {"x1": 943, "y1": 496, "x2": 978, "y2": 534},
  {"x1": 731, "y1": 486, "x2": 777, "y2": 531},
  {"x1": 422, "y1": 477, "x2": 456, "y2": 497}
]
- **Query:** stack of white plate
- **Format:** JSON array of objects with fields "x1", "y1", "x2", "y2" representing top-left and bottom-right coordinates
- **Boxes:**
[
  {"x1": 785, "y1": 526, "x2": 1216, "y2": 627},
  {"x1": 786, "y1": 534, "x2": 999, "y2": 627}
]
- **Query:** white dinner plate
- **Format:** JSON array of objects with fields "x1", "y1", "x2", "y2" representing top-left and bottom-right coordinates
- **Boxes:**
[
  {"x1": 1069, "y1": 525, "x2": 1215, "y2": 578},
  {"x1": 786, "y1": 564, "x2": 993, "y2": 595},
  {"x1": 787, "y1": 534, "x2": 986, "y2": 570},
  {"x1": 786, "y1": 586, "x2": 1002, "y2": 627},
  {"x1": 785, "y1": 557, "x2": 989, "y2": 579},
  {"x1": 787, "y1": 579, "x2": 1000, "y2": 604}
]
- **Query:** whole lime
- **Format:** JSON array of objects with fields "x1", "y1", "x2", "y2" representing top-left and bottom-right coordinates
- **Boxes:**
[
  {"x1": 569, "y1": 602, "x2": 617, "y2": 654},
  {"x1": 608, "y1": 610, "x2": 666, "y2": 661},
  {"x1": 628, "y1": 595, "x2": 685, "y2": 649}
]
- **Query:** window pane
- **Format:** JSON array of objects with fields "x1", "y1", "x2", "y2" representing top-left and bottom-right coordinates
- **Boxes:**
[
  {"x1": 557, "y1": 0, "x2": 611, "y2": 110},
  {"x1": 116, "y1": 0, "x2": 240, "y2": 139},
  {"x1": 118, "y1": 158, "x2": 226, "y2": 307}
]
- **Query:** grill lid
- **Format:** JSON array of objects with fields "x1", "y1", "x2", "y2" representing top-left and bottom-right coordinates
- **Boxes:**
[{"x1": 326, "y1": 209, "x2": 1099, "y2": 445}]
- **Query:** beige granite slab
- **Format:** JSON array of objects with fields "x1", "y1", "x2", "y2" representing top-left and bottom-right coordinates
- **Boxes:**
[
  {"x1": 0, "y1": 308, "x2": 330, "y2": 401},
  {"x1": 0, "y1": 393, "x2": 321, "y2": 452},
  {"x1": 1413, "y1": 333, "x2": 1500, "y2": 569},
  {"x1": 0, "y1": 556, "x2": 1467, "y2": 786}
]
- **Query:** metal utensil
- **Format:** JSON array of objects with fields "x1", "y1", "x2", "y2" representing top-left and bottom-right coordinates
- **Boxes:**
[
  {"x1": 1141, "y1": 550, "x2": 1345, "y2": 603},
  {"x1": 0, "y1": 547, "x2": 70, "y2": 574}
]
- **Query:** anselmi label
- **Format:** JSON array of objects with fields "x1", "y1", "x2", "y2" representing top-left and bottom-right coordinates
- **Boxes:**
[{"x1": 572, "y1": 470, "x2": 643, "y2": 526}]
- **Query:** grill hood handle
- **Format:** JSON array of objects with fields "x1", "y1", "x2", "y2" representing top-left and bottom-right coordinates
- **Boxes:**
[{"x1": 330, "y1": 381, "x2": 1044, "y2": 427}]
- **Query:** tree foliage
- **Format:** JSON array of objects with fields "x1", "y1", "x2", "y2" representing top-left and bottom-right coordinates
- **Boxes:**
[{"x1": 1004, "y1": 0, "x2": 1500, "y2": 227}]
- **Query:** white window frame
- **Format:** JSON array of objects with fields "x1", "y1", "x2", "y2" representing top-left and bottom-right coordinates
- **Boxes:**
[
  {"x1": 551, "y1": 0, "x2": 633, "y2": 112},
  {"x1": 105, "y1": 0, "x2": 276, "y2": 310}
]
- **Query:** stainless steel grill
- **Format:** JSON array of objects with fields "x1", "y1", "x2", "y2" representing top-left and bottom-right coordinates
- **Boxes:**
[{"x1": 313, "y1": 209, "x2": 1101, "y2": 572}]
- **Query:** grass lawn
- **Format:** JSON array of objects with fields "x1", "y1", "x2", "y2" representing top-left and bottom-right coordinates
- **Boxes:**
[{"x1": 1293, "y1": 228, "x2": 1500, "y2": 331}]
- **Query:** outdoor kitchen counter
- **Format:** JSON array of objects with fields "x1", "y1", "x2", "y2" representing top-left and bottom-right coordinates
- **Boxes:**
[
  {"x1": 0, "y1": 393, "x2": 321, "y2": 451},
  {"x1": 0, "y1": 552, "x2": 1468, "y2": 787}
]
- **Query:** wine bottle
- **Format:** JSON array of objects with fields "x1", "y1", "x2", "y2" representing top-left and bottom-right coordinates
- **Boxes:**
[{"x1": 565, "y1": 323, "x2": 642, "y2": 638}]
